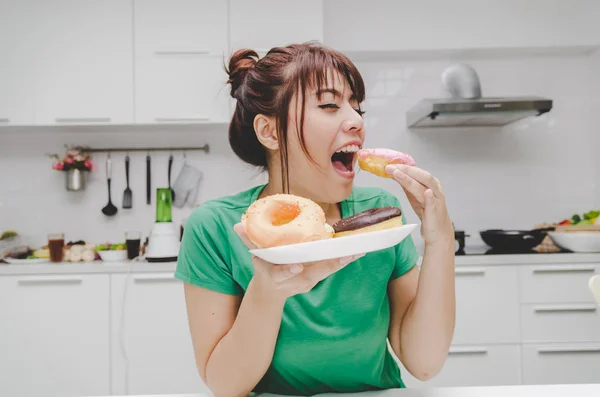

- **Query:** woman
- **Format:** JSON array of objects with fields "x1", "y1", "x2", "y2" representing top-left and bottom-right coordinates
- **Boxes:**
[{"x1": 175, "y1": 42, "x2": 455, "y2": 397}]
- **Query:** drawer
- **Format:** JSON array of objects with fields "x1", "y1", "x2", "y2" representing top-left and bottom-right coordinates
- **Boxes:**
[
  {"x1": 453, "y1": 266, "x2": 520, "y2": 344},
  {"x1": 521, "y1": 303, "x2": 600, "y2": 343},
  {"x1": 522, "y1": 343, "x2": 600, "y2": 385},
  {"x1": 519, "y1": 264, "x2": 600, "y2": 304}
]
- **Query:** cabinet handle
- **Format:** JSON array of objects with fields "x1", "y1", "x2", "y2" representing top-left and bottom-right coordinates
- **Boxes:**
[
  {"x1": 18, "y1": 277, "x2": 83, "y2": 286},
  {"x1": 534, "y1": 304, "x2": 597, "y2": 313},
  {"x1": 154, "y1": 50, "x2": 210, "y2": 56},
  {"x1": 154, "y1": 117, "x2": 210, "y2": 123},
  {"x1": 0, "y1": 118, "x2": 9, "y2": 123},
  {"x1": 133, "y1": 275, "x2": 179, "y2": 283},
  {"x1": 449, "y1": 347, "x2": 488, "y2": 355},
  {"x1": 55, "y1": 117, "x2": 111, "y2": 123},
  {"x1": 533, "y1": 266, "x2": 595, "y2": 274},
  {"x1": 538, "y1": 346, "x2": 600, "y2": 354},
  {"x1": 455, "y1": 268, "x2": 486, "y2": 276}
]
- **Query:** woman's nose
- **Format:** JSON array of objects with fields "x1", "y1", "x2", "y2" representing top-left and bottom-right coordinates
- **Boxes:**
[{"x1": 341, "y1": 107, "x2": 364, "y2": 133}]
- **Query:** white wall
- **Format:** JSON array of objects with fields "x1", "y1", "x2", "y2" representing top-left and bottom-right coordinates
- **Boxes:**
[{"x1": 1, "y1": 50, "x2": 598, "y2": 252}]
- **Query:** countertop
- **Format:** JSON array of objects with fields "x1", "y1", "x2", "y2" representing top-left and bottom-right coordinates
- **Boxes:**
[
  {"x1": 89, "y1": 383, "x2": 600, "y2": 397},
  {"x1": 1, "y1": 252, "x2": 600, "y2": 276}
]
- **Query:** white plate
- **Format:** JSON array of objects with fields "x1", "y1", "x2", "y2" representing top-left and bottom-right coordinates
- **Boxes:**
[
  {"x1": 250, "y1": 224, "x2": 419, "y2": 265},
  {"x1": 3, "y1": 257, "x2": 50, "y2": 265}
]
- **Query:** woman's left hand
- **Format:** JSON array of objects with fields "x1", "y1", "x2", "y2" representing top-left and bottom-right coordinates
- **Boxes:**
[{"x1": 385, "y1": 164, "x2": 453, "y2": 245}]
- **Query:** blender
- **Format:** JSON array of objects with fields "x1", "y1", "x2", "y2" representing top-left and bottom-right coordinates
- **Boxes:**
[{"x1": 146, "y1": 188, "x2": 180, "y2": 262}]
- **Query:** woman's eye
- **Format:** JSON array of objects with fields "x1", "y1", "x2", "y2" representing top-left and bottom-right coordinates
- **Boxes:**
[{"x1": 318, "y1": 103, "x2": 340, "y2": 111}]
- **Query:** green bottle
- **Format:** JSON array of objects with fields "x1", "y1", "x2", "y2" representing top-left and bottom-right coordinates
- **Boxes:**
[{"x1": 156, "y1": 188, "x2": 173, "y2": 223}]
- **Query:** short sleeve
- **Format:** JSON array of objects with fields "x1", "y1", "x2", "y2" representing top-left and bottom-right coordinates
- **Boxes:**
[
  {"x1": 174, "y1": 206, "x2": 243, "y2": 296},
  {"x1": 385, "y1": 193, "x2": 420, "y2": 279}
]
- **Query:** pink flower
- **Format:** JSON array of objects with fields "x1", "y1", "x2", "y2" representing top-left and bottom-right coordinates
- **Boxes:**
[
  {"x1": 65, "y1": 157, "x2": 74, "y2": 164},
  {"x1": 84, "y1": 160, "x2": 93, "y2": 170},
  {"x1": 55, "y1": 162, "x2": 64, "y2": 171}
]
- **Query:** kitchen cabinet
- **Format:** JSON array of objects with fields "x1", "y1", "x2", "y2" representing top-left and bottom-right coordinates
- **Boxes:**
[
  {"x1": 134, "y1": 0, "x2": 231, "y2": 124},
  {"x1": 452, "y1": 266, "x2": 520, "y2": 345},
  {"x1": 522, "y1": 343, "x2": 600, "y2": 385},
  {"x1": 135, "y1": 56, "x2": 231, "y2": 124},
  {"x1": 33, "y1": 0, "x2": 134, "y2": 125},
  {"x1": 110, "y1": 273, "x2": 210, "y2": 395},
  {"x1": 0, "y1": 275, "x2": 110, "y2": 397},
  {"x1": 0, "y1": 3, "x2": 36, "y2": 125},
  {"x1": 134, "y1": 0, "x2": 228, "y2": 57},
  {"x1": 323, "y1": 0, "x2": 600, "y2": 56},
  {"x1": 229, "y1": 0, "x2": 324, "y2": 52}
]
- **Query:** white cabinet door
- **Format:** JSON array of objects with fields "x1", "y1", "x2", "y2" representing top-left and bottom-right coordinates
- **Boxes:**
[
  {"x1": 452, "y1": 266, "x2": 520, "y2": 345},
  {"x1": 0, "y1": 3, "x2": 36, "y2": 125},
  {"x1": 111, "y1": 273, "x2": 211, "y2": 395},
  {"x1": 33, "y1": 0, "x2": 133, "y2": 125},
  {"x1": 521, "y1": 303, "x2": 600, "y2": 343},
  {"x1": 519, "y1": 264, "x2": 600, "y2": 304},
  {"x1": 522, "y1": 343, "x2": 600, "y2": 385},
  {"x1": 135, "y1": 55, "x2": 231, "y2": 124},
  {"x1": 229, "y1": 0, "x2": 324, "y2": 52},
  {"x1": 323, "y1": 0, "x2": 600, "y2": 53},
  {"x1": 0, "y1": 275, "x2": 110, "y2": 397},
  {"x1": 134, "y1": 0, "x2": 228, "y2": 57}
]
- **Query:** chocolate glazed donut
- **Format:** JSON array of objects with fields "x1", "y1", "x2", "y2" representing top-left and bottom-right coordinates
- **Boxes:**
[{"x1": 332, "y1": 207, "x2": 403, "y2": 237}]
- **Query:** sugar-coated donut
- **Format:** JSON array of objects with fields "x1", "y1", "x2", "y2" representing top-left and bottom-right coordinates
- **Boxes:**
[
  {"x1": 242, "y1": 194, "x2": 333, "y2": 248},
  {"x1": 357, "y1": 148, "x2": 416, "y2": 178}
]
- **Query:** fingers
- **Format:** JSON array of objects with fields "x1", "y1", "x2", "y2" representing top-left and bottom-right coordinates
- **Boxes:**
[
  {"x1": 385, "y1": 164, "x2": 444, "y2": 198},
  {"x1": 233, "y1": 222, "x2": 258, "y2": 250},
  {"x1": 386, "y1": 166, "x2": 427, "y2": 205}
]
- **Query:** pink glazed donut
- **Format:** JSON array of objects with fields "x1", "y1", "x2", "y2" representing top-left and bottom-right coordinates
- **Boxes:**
[{"x1": 357, "y1": 148, "x2": 416, "y2": 178}]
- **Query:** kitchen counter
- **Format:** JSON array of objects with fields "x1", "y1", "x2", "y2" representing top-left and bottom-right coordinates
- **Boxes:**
[
  {"x1": 89, "y1": 383, "x2": 600, "y2": 397},
  {"x1": 1, "y1": 252, "x2": 600, "y2": 275}
]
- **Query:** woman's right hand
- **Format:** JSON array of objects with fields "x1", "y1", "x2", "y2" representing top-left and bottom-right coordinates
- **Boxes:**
[{"x1": 234, "y1": 223, "x2": 364, "y2": 300}]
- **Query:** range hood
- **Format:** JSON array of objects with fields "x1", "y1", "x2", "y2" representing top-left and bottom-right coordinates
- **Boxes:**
[
  {"x1": 406, "y1": 96, "x2": 553, "y2": 128},
  {"x1": 406, "y1": 64, "x2": 553, "y2": 128}
]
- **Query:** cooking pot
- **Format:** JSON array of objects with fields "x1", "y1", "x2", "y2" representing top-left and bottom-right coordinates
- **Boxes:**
[{"x1": 480, "y1": 227, "x2": 554, "y2": 252}]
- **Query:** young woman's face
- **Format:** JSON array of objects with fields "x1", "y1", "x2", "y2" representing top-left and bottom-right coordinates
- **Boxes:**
[{"x1": 286, "y1": 71, "x2": 365, "y2": 204}]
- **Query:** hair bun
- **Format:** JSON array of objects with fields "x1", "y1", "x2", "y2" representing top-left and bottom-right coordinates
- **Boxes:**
[{"x1": 226, "y1": 49, "x2": 259, "y2": 99}]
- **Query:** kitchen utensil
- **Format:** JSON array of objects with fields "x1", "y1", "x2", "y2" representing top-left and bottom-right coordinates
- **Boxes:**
[
  {"x1": 168, "y1": 154, "x2": 175, "y2": 202},
  {"x1": 172, "y1": 158, "x2": 203, "y2": 208},
  {"x1": 156, "y1": 188, "x2": 173, "y2": 222},
  {"x1": 548, "y1": 232, "x2": 600, "y2": 253},
  {"x1": 122, "y1": 155, "x2": 132, "y2": 209},
  {"x1": 441, "y1": 64, "x2": 482, "y2": 99},
  {"x1": 102, "y1": 154, "x2": 118, "y2": 216},
  {"x1": 480, "y1": 227, "x2": 554, "y2": 252},
  {"x1": 125, "y1": 231, "x2": 141, "y2": 260},
  {"x1": 97, "y1": 249, "x2": 127, "y2": 262},
  {"x1": 250, "y1": 224, "x2": 418, "y2": 265},
  {"x1": 146, "y1": 154, "x2": 151, "y2": 205}
]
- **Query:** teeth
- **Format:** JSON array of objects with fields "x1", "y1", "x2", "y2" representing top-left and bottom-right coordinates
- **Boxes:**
[{"x1": 336, "y1": 144, "x2": 360, "y2": 154}]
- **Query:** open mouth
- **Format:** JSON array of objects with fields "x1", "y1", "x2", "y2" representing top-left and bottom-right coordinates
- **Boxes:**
[{"x1": 331, "y1": 144, "x2": 360, "y2": 175}]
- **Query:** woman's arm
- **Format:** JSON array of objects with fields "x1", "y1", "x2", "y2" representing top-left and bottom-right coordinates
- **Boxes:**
[
  {"x1": 184, "y1": 280, "x2": 285, "y2": 397},
  {"x1": 388, "y1": 239, "x2": 455, "y2": 381}
]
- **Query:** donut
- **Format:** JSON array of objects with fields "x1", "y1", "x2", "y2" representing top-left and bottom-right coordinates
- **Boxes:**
[
  {"x1": 332, "y1": 207, "x2": 403, "y2": 238},
  {"x1": 357, "y1": 148, "x2": 416, "y2": 178},
  {"x1": 242, "y1": 194, "x2": 334, "y2": 248}
]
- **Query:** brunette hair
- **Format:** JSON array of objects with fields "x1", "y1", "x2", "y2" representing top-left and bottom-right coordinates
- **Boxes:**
[{"x1": 225, "y1": 42, "x2": 365, "y2": 193}]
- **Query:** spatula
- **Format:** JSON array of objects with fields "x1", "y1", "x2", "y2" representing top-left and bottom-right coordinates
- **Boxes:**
[
  {"x1": 122, "y1": 155, "x2": 132, "y2": 209},
  {"x1": 102, "y1": 154, "x2": 118, "y2": 216}
]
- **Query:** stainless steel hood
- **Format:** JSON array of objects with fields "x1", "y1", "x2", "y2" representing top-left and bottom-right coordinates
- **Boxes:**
[
  {"x1": 406, "y1": 96, "x2": 553, "y2": 128},
  {"x1": 406, "y1": 64, "x2": 553, "y2": 128}
]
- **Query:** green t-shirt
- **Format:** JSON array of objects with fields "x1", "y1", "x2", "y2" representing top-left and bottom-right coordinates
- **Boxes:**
[{"x1": 175, "y1": 184, "x2": 420, "y2": 396}]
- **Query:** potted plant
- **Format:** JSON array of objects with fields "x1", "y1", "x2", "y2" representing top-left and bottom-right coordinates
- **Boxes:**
[{"x1": 49, "y1": 146, "x2": 96, "y2": 191}]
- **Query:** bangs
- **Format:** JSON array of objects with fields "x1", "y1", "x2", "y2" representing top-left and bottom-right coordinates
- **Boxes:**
[{"x1": 294, "y1": 46, "x2": 366, "y2": 103}]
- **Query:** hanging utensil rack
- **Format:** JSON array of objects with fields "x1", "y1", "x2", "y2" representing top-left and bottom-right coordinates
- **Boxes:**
[{"x1": 85, "y1": 144, "x2": 210, "y2": 154}]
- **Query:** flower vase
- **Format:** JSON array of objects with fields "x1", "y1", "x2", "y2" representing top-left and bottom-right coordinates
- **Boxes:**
[{"x1": 66, "y1": 169, "x2": 86, "y2": 191}]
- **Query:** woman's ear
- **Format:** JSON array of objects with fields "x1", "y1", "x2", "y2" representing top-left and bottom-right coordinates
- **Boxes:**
[{"x1": 254, "y1": 114, "x2": 279, "y2": 151}]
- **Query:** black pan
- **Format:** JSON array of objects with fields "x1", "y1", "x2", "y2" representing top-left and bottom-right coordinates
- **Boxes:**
[{"x1": 480, "y1": 227, "x2": 554, "y2": 252}]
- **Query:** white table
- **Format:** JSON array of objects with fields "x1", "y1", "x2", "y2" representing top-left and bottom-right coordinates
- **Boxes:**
[{"x1": 91, "y1": 383, "x2": 600, "y2": 397}]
